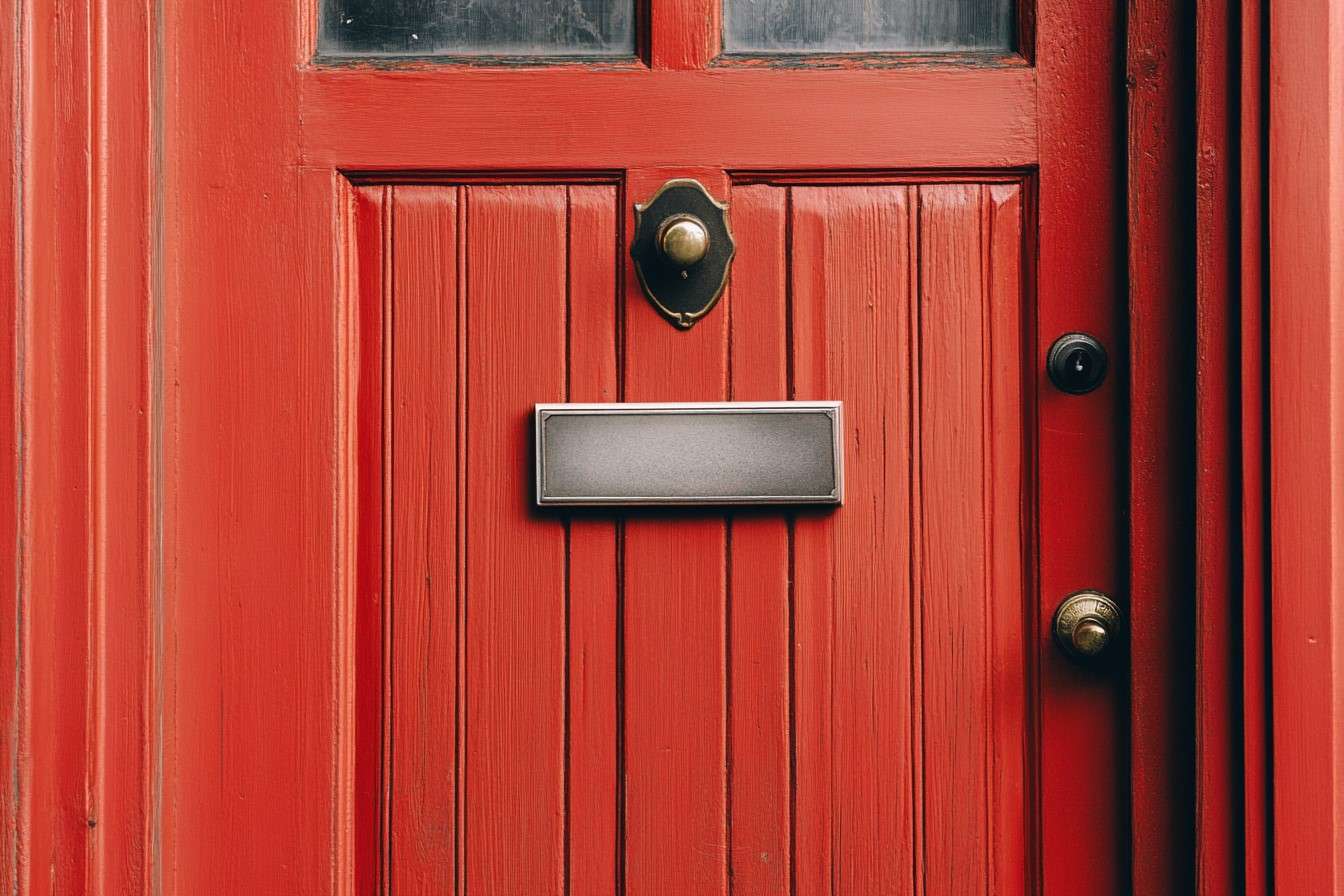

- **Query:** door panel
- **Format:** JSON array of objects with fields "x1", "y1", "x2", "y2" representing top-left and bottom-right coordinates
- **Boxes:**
[
  {"x1": 149, "y1": 0, "x2": 1128, "y2": 892},
  {"x1": 357, "y1": 177, "x2": 1029, "y2": 894}
]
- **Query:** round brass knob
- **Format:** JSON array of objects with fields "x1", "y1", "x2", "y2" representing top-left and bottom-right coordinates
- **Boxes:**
[
  {"x1": 1071, "y1": 619, "x2": 1110, "y2": 657},
  {"x1": 657, "y1": 215, "x2": 710, "y2": 268},
  {"x1": 1053, "y1": 590, "x2": 1121, "y2": 662}
]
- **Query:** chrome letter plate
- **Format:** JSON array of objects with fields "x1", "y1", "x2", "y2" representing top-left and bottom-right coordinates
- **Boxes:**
[{"x1": 535, "y1": 402, "x2": 843, "y2": 507}]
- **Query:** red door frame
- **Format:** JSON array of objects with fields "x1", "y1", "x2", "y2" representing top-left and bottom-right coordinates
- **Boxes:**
[
  {"x1": 10, "y1": 0, "x2": 1333, "y2": 892},
  {"x1": 1266, "y1": 0, "x2": 1344, "y2": 891},
  {"x1": 1185, "y1": 0, "x2": 1344, "y2": 891},
  {"x1": 0, "y1": 0, "x2": 158, "y2": 893}
]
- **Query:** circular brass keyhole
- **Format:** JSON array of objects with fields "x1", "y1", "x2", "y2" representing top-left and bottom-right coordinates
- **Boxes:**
[{"x1": 657, "y1": 214, "x2": 711, "y2": 269}]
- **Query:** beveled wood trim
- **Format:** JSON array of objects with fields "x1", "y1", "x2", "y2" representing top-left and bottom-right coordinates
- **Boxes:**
[
  {"x1": 1127, "y1": 0, "x2": 1198, "y2": 891},
  {"x1": 1268, "y1": 0, "x2": 1344, "y2": 890},
  {"x1": 2, "y1": 0, "x2": 159, "y2": 892}
]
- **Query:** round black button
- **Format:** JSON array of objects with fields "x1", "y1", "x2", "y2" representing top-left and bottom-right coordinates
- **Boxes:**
[{"x1": 1047, "y1": 333, "x2": 1108, "y2": 394}]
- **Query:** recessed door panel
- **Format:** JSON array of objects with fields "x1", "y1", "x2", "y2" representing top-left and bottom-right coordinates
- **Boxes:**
[
  {"x1": 357, "y1": 177, "x2": 1030, "y2": 895},
  {"x1": 150, "y1": 0, "x2": 1132, "y2": 890}
]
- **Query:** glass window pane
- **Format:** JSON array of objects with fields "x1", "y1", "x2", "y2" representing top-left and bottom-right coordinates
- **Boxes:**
[
  {"x1": 319, "y1": 0, "x2": 635, "y2": 57},
  {"x1": 723, "y1": 0, "x2": 1014, "y2": 54}
]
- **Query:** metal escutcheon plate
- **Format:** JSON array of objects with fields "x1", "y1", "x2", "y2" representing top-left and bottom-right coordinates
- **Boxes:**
[
  {"x1": 1052, "y1": 590, "x2": 1123, "y2": 663},
  {"x1": 630, "y1": 179, "x2": 735, "y2": 329}
]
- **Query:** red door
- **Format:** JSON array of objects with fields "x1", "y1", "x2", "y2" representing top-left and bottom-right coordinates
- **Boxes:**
[{"x1": 160, "y1": 0, "x2": 1126, "y2": 892}]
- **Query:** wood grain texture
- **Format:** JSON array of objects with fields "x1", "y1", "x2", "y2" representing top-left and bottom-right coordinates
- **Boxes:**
[
  {"x1": 792, "y1": 184, "x2": 918, "y2": 895},
  {"x1": 651, "y1": 0, "x2": 720, "y2": 68},
  {"x1": 163, "y1": 0, "x2": 334, "y2": 888},
  {"x1": 1125, "y1": 0, "x2": 1198, "y2": 890},
  {"x1": 24, "y1": 0, "x2": 95, "y2": 887},
  {"x1": 565, "y1": 185, "x2": 621, "y2": 896},
  {"x1": 0, "y1": 0, "x2": 18, "y2": 886},
  {"x1": 985, "y1": 183, "x2": 1028, "y2": 896},
  {"x1": 725, "y1": 184, "x2": 792, "y2": 895},
  {"x1": 19, "y1": 0, "x2": 1157, "y2": 889},
  {"x1": 1037, "y1": 0, "x2": 1130, "y2": 891},
  {"x1": 357, "y1": 183, "x2": 623, "y2": 894},
  {"x1": 789, "y1": 182, "x2": 1030, "y2": 895},
  {"x1": 14, "y1": 0, "x2": 95, "y2": 888},
  {"x1": 299, "y1": 68, "x2": 1037, "y2": 171},
  {"x1": 919, "y1": 183, "x2": 992, "y2": 894},
  {"x1": 621, "y1": 167, "x2": 730, "y2": 896},
  {"x1": 388, "y1": 186, "x2": 461, "y2": 893},
  {"x1": 352, "y1": 185, "x2": 389, "y2": 896},
  {"x1": 1194, "y1": 0, "x2": 1240, "y2": 888},
  {"x1": 16, "y1": 0, "x2": 156, "y2": 891},
  {"x1": 1238, "y1": 0, "x2": 1270, "y2": 890},
  {"x1": 1269, "y1": 0, "x2": 1344, "y2": 891},
  {"x1": 358, "y1": 177, "x2": 1037, "y2": 895},
  {"x1": 463, "y1": 185, "x2": 570, "y2": 894}
]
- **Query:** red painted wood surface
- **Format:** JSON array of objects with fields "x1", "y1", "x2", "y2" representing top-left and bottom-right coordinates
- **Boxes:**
[
  {"x1": 1269, "y1": 0, "x2": 1344, "y2": 891},
  {"x1": 300, "y1": 68, "x2": 1037, "y2": 171},
  {"x1": 1126, "y1": 0, "x2": 1197, "y2": 892},
  {"x1": 1192, "y1": 0, "x2": 1279, "y2": 891},
  {"x1": 0, "y1": 0, "x2": 17, "y2": 888},
  {"x1": 1237, "y1": 0, "x2": 1270, "y2": 889},
  {"x1": 1036, "y1": 0, "x2": 1129, "y2": 889},
  {"x1": 346, "y1": 177, "x2": 1077, "y2": 895},
  {"x1": 2, "y1": 1, "x2": 158, "y2": 894},
  {"x1": 622, "y1": 166, "x2": 731, "y2": 896},
  {"x1": 2, "y1": 0, "x2": 1158, "y2": 891},
  {"x1": 565, "y1": 185, "x2": 622, "y2": 896},
  {"x1": 1195, "y1": 0, "x2": 1239, "y2": 890},
  {"x1": 725, "y1": 184, "x2": 792, "y2": 896}
]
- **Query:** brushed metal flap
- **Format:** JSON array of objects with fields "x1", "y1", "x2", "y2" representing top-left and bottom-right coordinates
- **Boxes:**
[{"x1": 535, "y1": 402, "x2": 843, "y2": 507}]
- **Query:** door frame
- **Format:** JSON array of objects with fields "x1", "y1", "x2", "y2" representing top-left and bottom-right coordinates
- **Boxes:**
[{"x1": 1, "y1": 0, "x2": 1287, "y2": 892}]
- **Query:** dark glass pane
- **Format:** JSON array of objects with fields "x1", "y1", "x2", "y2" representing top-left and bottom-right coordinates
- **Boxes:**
[
  {"x1": 319, "y1": 0, "x2": 635, "y2": 57},
  {"x1": 723, "y1": 0, "x2": 1014, "y2": 53}
]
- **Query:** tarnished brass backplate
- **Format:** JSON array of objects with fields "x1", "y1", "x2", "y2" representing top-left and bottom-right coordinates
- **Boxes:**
[{"x1": 631, "y1": 179, "x2": 735, "y2": 330}]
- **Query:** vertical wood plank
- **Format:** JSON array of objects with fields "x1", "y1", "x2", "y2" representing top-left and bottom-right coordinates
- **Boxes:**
[
  {"x1": 388, "y1": 186, "x2": 460, "y2": 894},
  {"x1": 566, "y1": 184, "x2": 621, "y2": 896},
  {"x1": 917, "y1": 183, "x2": 990, "y2": 894},
  {"x1": 726, "y1": 184, "x2": 792, "y2": 894},
  {"x1": 622, "y1": 167, "x2": 729, "y2": 896},
  {"x1": 464, "y1": 185, "x2": 569, "y2": 895},
  {"x1": 0, "y1": 0, "x2": 17, "y2": 887},
  {"x1": 353, "y1": 185, "x2": 387, "y2": 896},
  {"x1": 789, "y1": 192, "x2": 834, "y2": 894},
  {"x1": 791, "y1": 186, "x2": 917, "y2": 895},
  {"x1": 23, "y1": 0, "x2": 95, "y2": 891},
  {"x1": 1194, "y1": 0, "x2": 1241, "y2": 887},
  {"x1": 650, "y1": 0, "x2": 720, "y2": 69},
  {"x1": 986, "y1": 183, "x2": 1029, "y2": 896},
  {"x1": 1038, "y1": 0, "x2": 1130, "y2": 889},
  {"x1": 1269, "y1": 0, "x2": 1344, "y2": 890},
  {"x1": 163, "y1": 11, "x2": 335, "y2": 887},
  {"x1": 1238, "y1": 1, "x2": 1270, "y2": 890}
]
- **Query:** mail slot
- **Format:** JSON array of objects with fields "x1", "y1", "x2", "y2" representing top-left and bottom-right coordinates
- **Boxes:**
[{"x1": 535, "y1": 402, "x2": 843, "y2": 507}]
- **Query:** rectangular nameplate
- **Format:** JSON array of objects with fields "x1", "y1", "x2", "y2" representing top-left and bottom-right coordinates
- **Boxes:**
[{"x1": 535, "y1": 402, "x2": 843, "y2": 507}]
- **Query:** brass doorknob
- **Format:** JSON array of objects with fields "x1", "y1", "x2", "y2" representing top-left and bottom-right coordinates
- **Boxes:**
[
  {"x1": 1053, "y1": 590, "x2": 1121, "y2": 662},
  {"x1": 657, "y1": 214, "x2": 710, "y2": 268}
]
